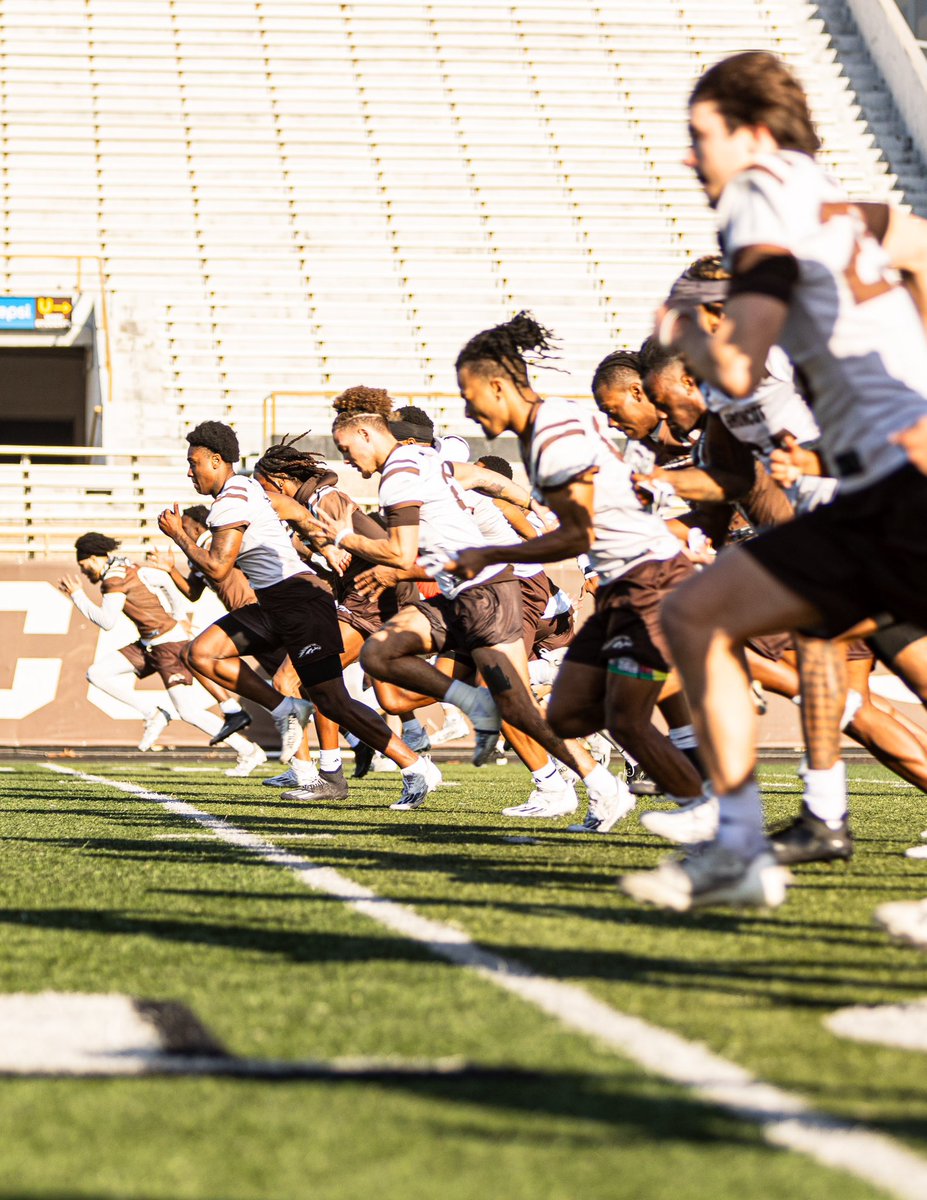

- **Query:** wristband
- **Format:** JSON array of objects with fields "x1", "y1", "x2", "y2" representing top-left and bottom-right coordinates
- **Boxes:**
[{"x1": 333, "y1": 528, "x2": 350, "y2": 549}]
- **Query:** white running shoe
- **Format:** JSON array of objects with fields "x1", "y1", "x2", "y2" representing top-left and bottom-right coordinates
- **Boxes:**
[
  {"x1": 469, "y1": 688, "x2": 502, "y2": 767},
  {"x1": 421, "y1": 756, "x2": 443, "y2": 792},
  {"x1": 620, "y1": 841, "x2": 791, "y2": 912},
  {"x1": 389, "y1": 758, "x2": 443, "y2": 811},
  {"x1": 262, "y1": 768, "x2": 299, "y2": 789},
  {"x1": 503, "y1": 782, "x2": 578, "y2": 819},
  {"x1": 568, "y1": 783, "x2": 635, "y2": 835},
  {"x1": 583, "y1": 733, "x2": 613, "y2": 770},
  {"x1": 640, "y1": 795, "x2": 720, "y2": 845},
  {"x1": 274, "y1": 699, "x2": 312, "y2": 765},
  {"x1": 875, "y1": 898, "x2": 927, "y2": 949},
  {"x1": 224, "y1": 744, "x2": 268, "y2": 778},
  {"x1": 430, "y1": 708, "x2": 470, "y2": 746},
  {"x1": 138, "y1": 707, "x2": 171, "y2": 752},
  {"x1": 905, "y1": 846, "x2": 927, "y2": 859},
  {"x1": 372, "y1": 751, "x2": 398, "y2": 772}
]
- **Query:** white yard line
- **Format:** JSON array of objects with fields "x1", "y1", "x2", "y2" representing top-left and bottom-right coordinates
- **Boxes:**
[{"x1": 44, "y1": 763, "x2": 927, "y2": 1200}]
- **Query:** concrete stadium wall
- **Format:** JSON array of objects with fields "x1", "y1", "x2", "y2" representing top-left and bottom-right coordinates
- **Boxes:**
[
  {"x1": 2, "y1": 562, "x2": 908, "y2": 752},
  {"x1": 844, "y1": 0, "x2": 927, "y2": 169}
]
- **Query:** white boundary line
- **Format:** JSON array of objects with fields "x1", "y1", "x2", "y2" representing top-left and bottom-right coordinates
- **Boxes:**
[{"x1": 44, "y1": 764, "x2": 927, "y2": 1199}]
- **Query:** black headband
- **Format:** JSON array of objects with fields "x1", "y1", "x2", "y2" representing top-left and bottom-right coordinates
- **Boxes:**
[
  {"x1": 667, "y1": 275, "x2": 729, "y2": 308},
  {"x1": 389, "y1": 419, "x2": 433, "y2": 443}
]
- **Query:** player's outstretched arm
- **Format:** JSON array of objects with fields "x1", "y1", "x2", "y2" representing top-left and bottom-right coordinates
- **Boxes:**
[
  {"x1": 158, "y1": 504, "x2": 244, "y2": 585},
  {"x1": 449, "y1": 462, "x2": 532, "y2": 508}
]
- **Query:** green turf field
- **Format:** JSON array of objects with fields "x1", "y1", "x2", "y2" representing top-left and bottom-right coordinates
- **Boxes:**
[{"x1": 0, "y1": 756, "x2": 925, "y2": 1199}]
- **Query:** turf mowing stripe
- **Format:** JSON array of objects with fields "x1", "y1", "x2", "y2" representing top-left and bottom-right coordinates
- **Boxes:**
[{"x1": 44, "y1": 764, "x2": 927, "y2": 1200}]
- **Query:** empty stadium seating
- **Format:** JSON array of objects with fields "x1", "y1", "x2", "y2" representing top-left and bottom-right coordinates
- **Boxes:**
[{"x1": 0, "y1": 0, "x2": 924, "y2": 555}]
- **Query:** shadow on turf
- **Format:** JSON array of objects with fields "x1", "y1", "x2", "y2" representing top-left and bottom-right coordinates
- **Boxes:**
[{"x1": 3, "y1": 905, "x2": 926, "y2": 1011}]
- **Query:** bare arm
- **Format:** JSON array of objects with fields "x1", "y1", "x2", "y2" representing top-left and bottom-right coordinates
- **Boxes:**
[
  {"x1": 492, "y1": 497, "x2": 538, "y2": 538},
  {"x1": 450, "y1": 461, "x2": 532, "y2": 508},
  {"x1": 158, "y1": 512, "x2": 244, "y2": 585},
  {"x1": 447, "y1": 473, "x2": 596, "y2": 580}
]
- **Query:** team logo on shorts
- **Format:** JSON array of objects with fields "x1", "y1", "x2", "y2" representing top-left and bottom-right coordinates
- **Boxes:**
[
  {"x1": 603, "y1": 634, "x2": 634, "y2": 653},
  {"x1": 167, "y1": 673, "x2": 187, "y2": 684},
  {"x1": 297, "y1": 643, "x2": 322, "y2": 659}
]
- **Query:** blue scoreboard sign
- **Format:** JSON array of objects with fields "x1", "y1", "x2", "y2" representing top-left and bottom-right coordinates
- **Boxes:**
[{"x1": 0, "y1": 296, "x2": 73, "y2": 331}]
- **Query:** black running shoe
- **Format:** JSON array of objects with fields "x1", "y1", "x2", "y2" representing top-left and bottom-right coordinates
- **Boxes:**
[
  {"x1": 208, "y1": 709, "x2": 253, "y2": 746},
  {"x1": 353, "y1": 742, "x2": 375, "y2": 779},
  {"x1": 769, "y1": 806, "x2": 854, "y2": 866},
  {"x1": 626, "y1": 763, "x2": 661, "y2": 797},
  {"x1": 319, "y1": 766, "x2": 349, "y2": 800}
]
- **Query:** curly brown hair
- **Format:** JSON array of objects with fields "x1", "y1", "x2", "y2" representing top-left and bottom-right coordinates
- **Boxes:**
[{"x1": 332, "y1": 385, "x2": 394, "y2": 419}]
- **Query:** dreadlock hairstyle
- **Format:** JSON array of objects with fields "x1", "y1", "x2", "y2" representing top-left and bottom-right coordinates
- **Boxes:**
[
  {"x1": 331, "y1": 385, "x2": 394, "y2": 434},
  {"x1": 475, "y1": 454, "x2": 514, "y2": 480},
  {"x1": 185, "y1": 420, "x2": 240, "y2": 463},
  {"x1": 182, "y1": 505, "x2": 210, "y2": 527},
  {"x1": 686, "y1": 255, "x2": 730, "y2": 282},
  {"x1": 455, "y1": 310, "x2": 561, "y2": 388},
  {"x1": 75, "y1": 532, "x2": 120, "y2": 560},
  {"x1": 254, "y1": 434, "x2": 332, "y2": 484},
  {"x1": 591, "y1": 349, "x2": 642, "y2": 395}
]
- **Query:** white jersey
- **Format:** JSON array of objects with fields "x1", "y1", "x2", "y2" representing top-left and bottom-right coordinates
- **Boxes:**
[
  {"x1": 208, "y1": 473, "x2": 307, "y2": 590},
  {"x1": 434, "y1": 434, "x2": 470, "y2": 464},
  {"x1": 378, "y1": 444, "x2": 507, "y2": 598},
  {"x1": 465, "y1": 489, "x2": 543, "y2": 580},
  {"x1": 523, "y1": 398, "x2": 681, "y2": 584},
  {"x1": 701, "y1": 346, "x2": 837, "y2": 513},
  {"x1": 718, "y1": 151, "x2": 927, "y2": 493}
]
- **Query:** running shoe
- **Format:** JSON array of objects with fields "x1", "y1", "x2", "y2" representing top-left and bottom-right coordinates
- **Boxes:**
[
  {"x1": 469, "y1": 688, "x2": 502, "y2": 767},
  {"x1": 583, "y1": 732, "x2": 613, "y2": 769},
  {"x1": 620, "y1": 842, "x2": 791, "y2": 912},
  {"x1": 568, "y1": 781, "x2": 635, "y2": 835},
  {"x1": 503, "y1": 782, "x2": 578, "y2": 819},
  {"x1": 208, "y1": 709, "x2": 252, "y2": 746},
  {"x1": 390, "y1": 772, "x2": 429, "y2": 811},
  {"x1": 402, "y1": 725, "x2": 432, "y2": 754},
  {"x1": 138, "y1": 707, "x2": 171, "y2": 752},
  {"x1": 640, "y1": 795, "x2": 720, "y2": 845},
  {"x1": 318, "y1": 766, "x2": 349, "y2": 800},
  {"x1": 224, "y1": 744, "x2": 268, "y2": 777},
  {"x1": 875, "y1": 899, "x2": 927, "y2": 950},
  {"x1": 281, "y1": 773, "x2": 348, "y2": 802},
  {"x1": 429, "y1": 708, "x2": 470, "y2": 745},
  {"x1": 627, "y1": 763, "x2": 661, "y2": 797},
  {"x1": 262, "y1": 768, "x2": 298, "y2": 789},
  {"x1": 274, "y1": 699, "x2": 312, "y2": 765},
  {"x1": 353, "y1": 742, "x2": 375, "y2": 779},
  {"x1": 769, "y1": 806, "x2": 853, "y2": 866}
]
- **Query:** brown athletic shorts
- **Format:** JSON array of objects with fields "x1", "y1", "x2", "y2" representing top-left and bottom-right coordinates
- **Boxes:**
[
  {"x1": 120, "y1": 638, "x2": 194, "y2": 688},
  {"x1": 252, "y1": 573, "x2": 344, "y2": 687},
  {"x1": 565, "y1": 553, "x2": 695, "y2": 679},
  {"x1": 746, "y1": 633, "x2": 871, "y2": 663},
  {"x1": 744, "y1": 465, "x2": 927, "y2": 638},
  {"x1": 411, "y1": 573, "x2": 524, "y2": 656},
  {"x1": 518, "y1": 571, "x2": 552, "y2": 650},
  {"x1": 534, "y1": 608, "x2": 575, "y2": 656}
]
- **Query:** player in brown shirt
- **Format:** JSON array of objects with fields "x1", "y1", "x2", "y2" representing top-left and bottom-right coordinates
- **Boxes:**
[{"x1": 58, "y1": 531, "x2": 265, "y2": 771}]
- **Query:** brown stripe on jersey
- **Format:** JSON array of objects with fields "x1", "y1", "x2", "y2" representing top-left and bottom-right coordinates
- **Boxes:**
[
  {"x1": 381, "y1": 465, "x2": 421, "y2": 482},
  {"x1": 533, "y1": 427, "x2": 587, "y2": 465},
  {"x1": 384, "y1": 503, "x2": 421, "y2": 528}
]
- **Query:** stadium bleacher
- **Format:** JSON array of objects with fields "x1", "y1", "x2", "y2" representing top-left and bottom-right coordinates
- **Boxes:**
[{"x1": 0, "y1": 0, "x2": 925, "y2": 556}]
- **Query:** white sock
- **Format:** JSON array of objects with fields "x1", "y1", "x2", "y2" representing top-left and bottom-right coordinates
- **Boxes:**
[
  {"x1": 219, "y1": 699, "x2": 242, "y2": 715},
  {"x1": 345, "y1": 732, "x2": 360, "y2": 748},
  {"x1": 668, "y1": 724, "x2": 698, "y2": 751},
  {"x1": 272, "y1": 697, "x2": 294, "y2": 721},
  {"x1": 227, "y1": 733, "x2": 253, "y2": 754},
  {"x1": 319, "y1": 749, "x2": 342, "y2": 773},
  {"x1": 293, "y1": 757, "x2": 320, "y2": 784},
  {"x1": 402, "y1": 717, "x2": 426, "y2": 740},
  {"x1": 716, "y1": 780, "x2": 766, "y2": 858},
  {"x1": 531, "y1": 759, "x2": 560, "y2": 788},
  {"x1": 583, "y1": 763, "x2": 617, "y2": 799},
  {"x1": 802, "y1": 761, "x2": 847, "y2": 827},
  {"x1": 401, "y1": 760, "x2": 423, "y2": 776},
  {"x1": 445, "y1": 679, "x2": 486, "y2": 715},
  {"x1": 440, "y1": 702, "x2": 458, "y2": 718}
]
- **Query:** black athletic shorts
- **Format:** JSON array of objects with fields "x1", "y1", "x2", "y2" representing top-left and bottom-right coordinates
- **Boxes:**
[
  {"x1": 866, "y1": 617, "x2": 927, "y2": 666},
  {"x1": 216, "y1": 573, "x2": 343, "y2": 688},
  {"x1": 565, "y1": 553, "x2": 694, "y2": 678},
  {"x1": 410, "y1": 573, "x2": 524, "y2": 656},
  {"x1": 744, "y1": 465, "x2": 927, "y2": 639},
  {"x1": 214, "y1": 604, "x2": 287, "y2": 677}
]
